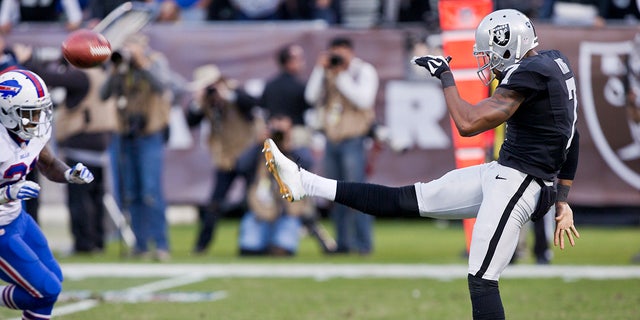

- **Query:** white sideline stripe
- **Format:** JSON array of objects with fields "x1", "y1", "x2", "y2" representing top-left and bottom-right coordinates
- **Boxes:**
[
  {"x1": 53, "y1": 300, "x2": 100, "y2": 317},
  {"x1": 124, "y1": 274, "x2": 207, "y2": 295},
  {"x1": 60, "y1": 263, "x2": 640, "y2": 280},
  {"x1": 8, "y1": 275, "x2": 218, "y2": 320}
]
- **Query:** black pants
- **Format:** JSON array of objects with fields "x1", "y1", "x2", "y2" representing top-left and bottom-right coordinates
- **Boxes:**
[
  {"x1": 194, "y1": 168, "x2": 237, "y2": 252},
  {"x1": 67, "y1": 158, "x2": 106, "y2": 253},
  {"x1": 533, "y1": 217, "x2": 549, "y2": 262}
]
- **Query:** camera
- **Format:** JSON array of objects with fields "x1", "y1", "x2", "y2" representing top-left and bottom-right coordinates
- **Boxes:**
[
  {"x1": 125, "y1": 113, "x2": 147, "y2": 138},
  {"x1": 110, "y1": 49, "x2": 131, "y2": 65},
  {"x1": 205, "y1": 86, "x2": 217, "y2": 97},
  {"x1": 329, "y1": 54, "x2": 344, "y2": 67}
]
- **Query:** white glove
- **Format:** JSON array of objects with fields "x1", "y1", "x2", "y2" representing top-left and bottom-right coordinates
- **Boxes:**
[
  {"x1": 65, "y1": 163, "x2": 94, "y2": 184},
  {"x1": 0, "y1": 180, "x2": 41, "y2": 204}
]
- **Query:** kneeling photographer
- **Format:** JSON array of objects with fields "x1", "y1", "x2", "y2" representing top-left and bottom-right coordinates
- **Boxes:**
[{"x1": 100, "y1": 33, "x2": 172, "y2": 261}]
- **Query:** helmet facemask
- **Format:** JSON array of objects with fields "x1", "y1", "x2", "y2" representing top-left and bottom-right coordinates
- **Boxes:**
[
  {"x1": 473, "y1": 48, "x2": 496, "y2": 86},
  {"x1": 3, "y1": 99, "x2": 53, "y2": 140}
]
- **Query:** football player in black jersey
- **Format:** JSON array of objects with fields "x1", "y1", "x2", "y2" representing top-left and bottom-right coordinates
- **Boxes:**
[{"x1": 262, "y1": 9, "x2": 580, "y2": 319}]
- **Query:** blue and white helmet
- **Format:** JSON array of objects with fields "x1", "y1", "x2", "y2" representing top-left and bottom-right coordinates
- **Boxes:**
[
  {"x1": 0, "y1": 70, "x2": 52, "y2": 140},
  {"x1": 473, "y1": 9, "x2": 539, "y2": 85}
]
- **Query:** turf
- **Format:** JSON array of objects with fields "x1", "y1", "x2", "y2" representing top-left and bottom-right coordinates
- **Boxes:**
[
  {"x1": 2, "y1": 277, "x2": 637, "y2": 320},
  {"x1": 54, "y1": 218, "x2": 640, "y2": 265},
  {"x1": 0, "y1": 218, "x2": 638, "y2": 319}
]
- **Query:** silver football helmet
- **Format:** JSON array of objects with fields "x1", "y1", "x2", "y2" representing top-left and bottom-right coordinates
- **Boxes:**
[
  {"x1": 0, "y1": 70, "x2": 52, "y2": 140},
  {"x1": 473, "y1": 9, "x2": 539, "y2": 85}
]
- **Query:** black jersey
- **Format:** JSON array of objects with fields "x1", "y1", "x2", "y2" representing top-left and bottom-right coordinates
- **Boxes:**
[{"x1": 497, "y1": 50, "x2": 578, "y2": 180}]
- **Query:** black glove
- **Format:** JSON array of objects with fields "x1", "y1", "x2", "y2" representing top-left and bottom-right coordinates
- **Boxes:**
[{"x1": 412, "y1": 55, "x2": 451, "y2": 79}]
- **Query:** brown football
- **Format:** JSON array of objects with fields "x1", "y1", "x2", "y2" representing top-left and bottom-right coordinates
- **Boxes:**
[{"x1": 61, "y1": 29, "x2": 112, "y2": 68}]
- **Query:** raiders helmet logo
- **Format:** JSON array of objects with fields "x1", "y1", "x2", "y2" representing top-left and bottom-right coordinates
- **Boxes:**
[
  {"x1": 492, "y1": 24, "x2": 510, "y2": 47},
  {"x1": 580, "y1": 40, "x2": 640, "y2": 189}
]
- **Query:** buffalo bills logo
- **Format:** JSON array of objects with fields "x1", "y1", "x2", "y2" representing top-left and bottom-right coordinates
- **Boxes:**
[
  {"x1": 492, "y1": 24, "x2": 510, "y2": 47},
  {"x1": 0, "y1": 79, "x2": 22, "y2": 98}
]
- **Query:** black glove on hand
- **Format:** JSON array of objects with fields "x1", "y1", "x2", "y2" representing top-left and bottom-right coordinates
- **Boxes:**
[{"x1": 412, "y1": 55, "x2": 451, "y2": 79}]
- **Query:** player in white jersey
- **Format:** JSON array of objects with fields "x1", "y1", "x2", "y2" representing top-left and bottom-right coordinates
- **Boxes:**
[
  {"x1": 263, "y1": 9, "x2": 581, "y2": 320},
  {"x1": 0, "y1": 69, "x2": 94, "y2": 320}
]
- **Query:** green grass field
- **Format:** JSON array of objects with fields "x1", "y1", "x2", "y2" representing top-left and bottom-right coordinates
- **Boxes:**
[
  {"x1": 56, "y1": 218, "x2": 640, "y2": 265},
  {"x1": 0, "y1": 218, "x2": 638, "y2": 319}
]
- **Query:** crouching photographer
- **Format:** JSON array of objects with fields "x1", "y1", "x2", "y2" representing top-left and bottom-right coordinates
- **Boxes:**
[
  {"x1": 100, "y1": 33, "x2": 172, "y2": 261},
  {"x1": 237, "y1": 116, "x2": 316, "y2": 256}
]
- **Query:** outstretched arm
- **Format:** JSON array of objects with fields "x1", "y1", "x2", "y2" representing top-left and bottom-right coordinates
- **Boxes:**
[
  {"x1": 443, "y1": 85, "x2": 524, "y2": 136},
  {"x1": 413, "y1": 55, "x2": 524, "y2": 136},
  {"x1": 37, "y1": 144, "x2": 71, "y2": 183},
  {"x1": 37, "y1": 144, "x2": 95, "y2": 184}
]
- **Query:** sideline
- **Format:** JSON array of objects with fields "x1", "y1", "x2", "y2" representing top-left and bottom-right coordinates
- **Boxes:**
[{"x1": 60, "y1": 263, "x2": 640, "y2": 280}]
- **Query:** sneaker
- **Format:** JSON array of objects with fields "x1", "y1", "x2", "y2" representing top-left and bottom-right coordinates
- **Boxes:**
[
  {"x1": 155, "y1": 250, "x2": 171, "y2": 262},
  {"x1": 130, "y1": 250, "x2": 151, "y2": 261},
  {"x1": 632, "y1": 252, "x2": 640, "y2": 264},
  {"x1": 262, "y1": 138, "x2": 306, "y2": 201}
]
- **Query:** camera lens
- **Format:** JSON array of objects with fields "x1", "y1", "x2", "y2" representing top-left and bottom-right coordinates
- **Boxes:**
[
  {"x1": 329, "y1": 54, "x2": 344, "y2": 67},
  {"x1": 111, "y1": 51, "x2": 123, "y2": 64}
]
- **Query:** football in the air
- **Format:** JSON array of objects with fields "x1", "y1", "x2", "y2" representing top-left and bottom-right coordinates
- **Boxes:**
[{"x1": 61, "y1": 29, "x2": 112, "y2": 68}]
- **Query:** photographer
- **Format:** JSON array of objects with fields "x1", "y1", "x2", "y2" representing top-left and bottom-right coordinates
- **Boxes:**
[
  {"x1": 186, "y1": 64, "x2": 259, "y2": 255},
  {"x1": 304, "y1": 36, "x2": 379, "y2": 255},
  {"x1": 261, "y1": 44, "x2": 312, "y2": 148},
  {"x1": 237, "y1": 115, "x2": 314, "y2": 256},
  {"x1": 32, "y1": 56, "x2": 118, "y2": 256},
  {"x1": 100, "y1": 33, "x2": 172, "y2": 261}
]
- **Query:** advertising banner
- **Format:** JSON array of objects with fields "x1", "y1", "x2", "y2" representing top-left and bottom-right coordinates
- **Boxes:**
[{"x1": 6, "y1": 23, "x2": 639, "y2": 206}]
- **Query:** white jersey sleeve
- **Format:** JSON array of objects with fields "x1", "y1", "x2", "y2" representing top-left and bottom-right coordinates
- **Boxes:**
[{"x1": 0, "y1": 126, "x2": 49, "y2": 225}]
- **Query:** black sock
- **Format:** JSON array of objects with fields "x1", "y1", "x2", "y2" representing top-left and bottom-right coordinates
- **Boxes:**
[
  {"x1": 468, "y1": 274, "x2": 505, "y2": 320},
  {"x1": 334, "y1": 182, "x2": 420, "y2": 217}
]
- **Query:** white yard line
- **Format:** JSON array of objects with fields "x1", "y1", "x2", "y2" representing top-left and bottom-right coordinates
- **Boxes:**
[
  {"x1": 52, "y1": 300, "x2": 100, "y2": 318},
  {"x1": 122, "y1": 274, "x2": 207, "y2": 295},
  {"x1": 61, "y1": 263, "x2": 640, "y2": 280}
]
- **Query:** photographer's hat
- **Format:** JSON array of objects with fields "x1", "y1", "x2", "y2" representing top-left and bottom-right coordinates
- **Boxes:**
[{"x1": 189, "y1": 64, "x2": 221, "y2": 91}]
